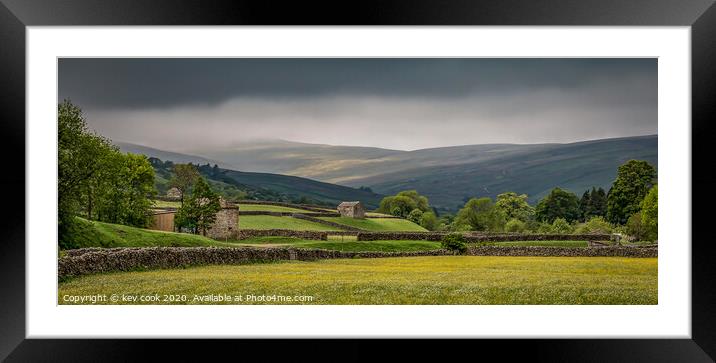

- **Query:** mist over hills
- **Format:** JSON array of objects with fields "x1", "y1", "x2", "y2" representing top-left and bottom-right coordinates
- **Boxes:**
[{"x1": 122, "y1": 135, "x2": 657, "y2": 213}]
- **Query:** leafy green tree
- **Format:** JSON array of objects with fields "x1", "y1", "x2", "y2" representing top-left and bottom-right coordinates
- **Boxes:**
[
  {"x1": 626, "y1": 213, "x2": 650, "y2": 241},
  {"x1": 550, "y1": 218, "x2": 574, "y2": 234},
  {"x1": 641, "y1": 185, "x2": 658, "y2": 240},
  {"x1": 438, "y1": 214, "x2": 455, "y2": 231},
  {"x1": 379, "y1": 195, "x2": 417, "y2": 218},
  {"x1": 169, "y1": 163, "x2": 201, "y2": 206},
  {"x1": 378, "y1": 190, "x2": 431, "y2": 217},
  {"x1": 535, "y1": 187, "x2": 581, "y2": 223},
  {"x1": 396, "y1": 190, "x2": 430, "y2": 212},
  {"x1": 606, "y1": 160, "x2": 657, "y2": 224},
  {"x1": 575, "y1": 216, "x2": 613, "y2": 234},
  {"x1": 419, "y1": 211, "x2": 439, "y2": 231},
  {"x1": 590, "y1": 187, "x2": 608, "y2": 217},
  {"x1": 495, "y1": 192, "x2": 534, "y2": 222},
  {"x1": 441, "y1": 233, "x2": 467, "y2": 253},
  {"x1": 505, "y1": 218, "x2": 527, "y2": 233},
  {"x1": 455, "y1": 197, "x2": 506, "y2": 232},
  {"x1": 536, "y1": 222, "x2": 555, "y2": 234},
  {"x1": 93, "y1": 152, "x2": 156, "y2": 227},
  {"x1": 407, "y1": 209, "x2": 424, "y2": 224},
  {"x1": 58, "y1": 100, "x2": 116, "y2": 242},
  {"x1": 176, "y1": 177, "x2": 222, "y2": 236},
  {"x1": 579, "y1": 190, "x2": 592, "y2": 221}
]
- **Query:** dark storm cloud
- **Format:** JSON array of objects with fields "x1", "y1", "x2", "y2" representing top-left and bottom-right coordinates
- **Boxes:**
[
  {"x1": 58, "y1": 58, "x2": 656, "y2": 108},
  {"x1": 57, "y1": 58, "x2": 657, "y2": 150}
]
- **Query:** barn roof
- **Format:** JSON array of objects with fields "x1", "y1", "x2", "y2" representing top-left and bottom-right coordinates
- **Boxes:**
[{"x1": 338, "y1": 201, "x2": 362, "y2": 207}]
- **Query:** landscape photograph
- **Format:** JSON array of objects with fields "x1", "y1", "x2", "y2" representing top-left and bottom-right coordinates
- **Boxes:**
[{"x1": 57, "y1": 58, "x2": 658, "y2": 305}]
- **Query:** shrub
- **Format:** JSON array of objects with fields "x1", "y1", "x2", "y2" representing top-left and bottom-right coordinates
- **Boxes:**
[
  {"x1": 641, "y1": 185, "x2": 658, "y2": 241},
  {"x1": 504, "y1": 218, "x2": 527, "y2": 233},
  {"x1": 551, "y1": 218, "x2": 573, "y2": 234},
  {"x1": 626, "y1": 213, "x2": 654, "y2": 242},
  {"x1": 441, "y1": 233, "x2": 467, "y2": 253},
  {"x1": 575, "y1": 216, "x2": 613, "y2": 234},
  {"x1": 407, "y1": 209, "x2": 424, "y2": 224},
  {"x1": 536, "y1": 222, "x2": 554, "y2": 234},
  {"x1": 419, "y1": 211, "x2": 439, "y2": 231}
]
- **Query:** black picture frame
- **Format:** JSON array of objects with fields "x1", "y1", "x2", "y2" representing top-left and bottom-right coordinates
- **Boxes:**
[{"x1": 1, "y1": 0, "x2": 714, "y2": 361}]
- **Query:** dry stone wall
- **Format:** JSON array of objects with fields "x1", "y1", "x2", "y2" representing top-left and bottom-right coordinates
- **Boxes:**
[
  {"x1": 235, "y1": 200, "x2": 331, "y2": 213},
  {"x1": 235, "y1": 229, "x2": 329, "y2": 240},
  {"x1": 58, "y1": 245, "x2": 657, "y2": 278},
  {"x1": 356, "y1": 232, "x2": 612, "y2": 242}
]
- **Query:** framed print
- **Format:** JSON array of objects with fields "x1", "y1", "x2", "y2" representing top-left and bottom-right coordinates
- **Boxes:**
[{"x1": 2, "y1": 0, "x2": 715, "y2": 361}]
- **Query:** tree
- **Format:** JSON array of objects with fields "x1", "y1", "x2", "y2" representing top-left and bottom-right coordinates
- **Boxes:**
[
  {"x1": 626, "y1": 213, "x2": 650, "y2": 241},
  {"x1": 606, "y1": 160, "x2": 657, "y2": 224},
  {"x1": 551, "y1": 218, "x2": 574, "y2": 234},
  {"x1": 175, "y1": 177, "x2": 221, "y2": 235},
  {"x1": 93, "y1": 152, "x2": 156, "y2": 227},
  {"x1": 505, "y1": 218, "x2": 527, "y2": 233},
  {"x1": 441, "y1": 233, "x2": 467, "y2": 254},
  {"x1": 169, "y1": 164, "x2": 201, "y2": 206},
  {"x1": 495, "y1": 192, "x2": 535, "y2": 222},
  {"x1": 378, "y1": 195, "x2": 418, "y2": 218},
  {"x1": 641, "y1": 185, "x2": 658, "y2": 240},
  {"x1": 419, "y1": 211, "x2": 439, "y2": 231},
  {"x1": 58, "y1": 100, "x2": 116, "y2": 240},
  {"x1": 575, "y1": 216, "x2": 613, "y2": 234},
  {"x1": 407, "y1": 209, "x2": 424, "y2": 224},
  {"x1": 535, "y1": 187, "x2": 581, "y2": 223},
  {"x1": 395, "y1": 190, "x2": 430, "y2": 212},
  {"x1": 590, "y1": 187, "x2": 608, "y2": 217},
  {"x1": 455, "y1": 197, "x2": 506, "y2": 232},
  {"x1": 579, "y1": 190, "x2": 592, "y2": 221}
]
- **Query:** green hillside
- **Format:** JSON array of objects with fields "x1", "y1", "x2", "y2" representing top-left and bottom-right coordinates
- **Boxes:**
[
  {"x1": 238, "y1": 215, "x2": 341, "y2": 231},
  {"x1": 219, "y1": 168, "x2": 383, "y2": 209},
  {"x1": 319, "y1": 217, "x2": 427, "y2": 232},
  {"x1": 62, "y1": 218, "x2": 231, "y2": 249},
  {"x1": 148, "y1": 157, "x2": 384, "y2": 209}
]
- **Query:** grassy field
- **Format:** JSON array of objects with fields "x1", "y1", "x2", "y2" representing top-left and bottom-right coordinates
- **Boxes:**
[
  {"x1": 237, "y1": 204, "x2": 316, "y2": 213},
  {"x1": 238, "y1": 215, "x2": 341, "y2": 231},
  {"x1": 152, "y1": 200, "x2": 181, "y2": 208},
  {"x1": 365, "y1": 212, "x2": 393, "y2": 217},
  {"x1": 58, "y1": 256, "x2": 658, "y2": 305},
  {"x1": 320, "y1": 217, "x2": 427, "y2": 231},
  {"x1": 63, "y1": 218, "x2": 234, "y2": 249}
]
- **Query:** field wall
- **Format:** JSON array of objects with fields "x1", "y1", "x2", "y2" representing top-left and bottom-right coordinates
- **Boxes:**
[
  {"x1": 59, "y1": 245, "x2": 656, "y2": 278},
  {"x1": 235, "y1": 229, "x2": 328, "y2": 240},
  {"x1": 356, "y1": 232, "x2": 612, "y2": 242}
]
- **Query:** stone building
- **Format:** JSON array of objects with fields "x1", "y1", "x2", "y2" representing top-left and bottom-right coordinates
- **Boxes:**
[
  {"x1": 147, "y1": 199, "x2": 240, "y2": 240},
  {"x1": 206, "y1": 205, "x2": 239, "y2": 240},
  {"x1": 165, "y1": 187, "x2": 182, "y2": 200},
  {"x1": 337, "y1": 201, "x2": 366, "y2": 218}
]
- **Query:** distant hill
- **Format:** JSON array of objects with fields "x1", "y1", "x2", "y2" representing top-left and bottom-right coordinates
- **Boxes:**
[
  {"x1": 142, "y1": 156, "x2": 385, "y2": 209},
  {"x1": 348, "y1": 135, "x2": 658, "y2": 212},
  {"x1": 117, "y1": 142, "x2": 234, "y2": 169},
  {"x1": 186, "y1": 135, "x2": 657, "y2": 213},
  {"x1": 128, "y1": 135, "x2": 657, "y2": 213}
]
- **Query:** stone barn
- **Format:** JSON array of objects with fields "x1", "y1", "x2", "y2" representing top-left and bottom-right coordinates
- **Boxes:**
[
  {"x1": 206, "y1": 201, "x2": 239, "y2": 240},
  {"x1": 165, "y1": 187, "x2": 182, "y2": 200},
  {"x1": 337, "y1": 201, "x2": 366, "y2": 218}
]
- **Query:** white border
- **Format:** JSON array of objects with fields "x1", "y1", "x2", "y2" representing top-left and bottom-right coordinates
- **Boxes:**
[{"x1": 27, "y1": 27, "x2": 690, "y2": 338}]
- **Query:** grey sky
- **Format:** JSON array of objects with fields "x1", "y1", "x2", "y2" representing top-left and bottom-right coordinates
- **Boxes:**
[{"x1": 58, "y1": 58, "x2": 657, "y2": 151}]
